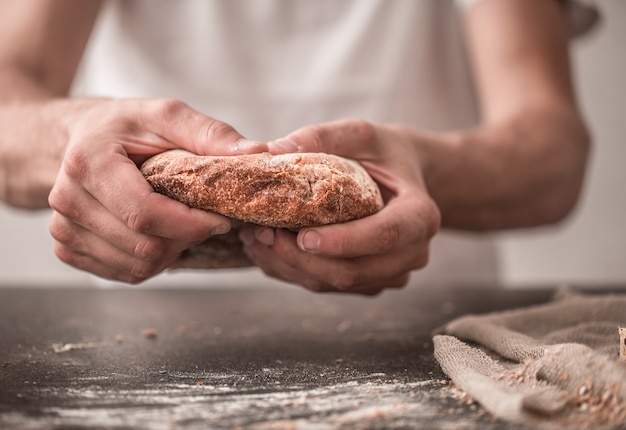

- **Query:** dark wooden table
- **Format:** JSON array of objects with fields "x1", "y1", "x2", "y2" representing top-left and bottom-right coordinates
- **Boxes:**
[{"x1": 0, "y1": 281, "x2": 556, "y2": 429}]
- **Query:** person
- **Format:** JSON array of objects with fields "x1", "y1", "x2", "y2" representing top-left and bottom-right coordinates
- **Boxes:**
[{"x1": 0, "y1": 0, "x2": 596, "y2": 295}]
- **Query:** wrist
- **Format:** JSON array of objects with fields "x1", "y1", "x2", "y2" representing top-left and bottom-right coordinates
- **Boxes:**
[
  {"x1": 49, "y1": 97, "x2": 111, "y2": 155},
  {"x1": 382, "y1": 123, "x2": 462, "y2": 196},
  {"x1": 0, "y1": 97, "x2": 107, "y2": 208}
]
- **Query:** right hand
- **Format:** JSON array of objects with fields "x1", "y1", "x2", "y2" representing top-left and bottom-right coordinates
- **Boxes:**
[
  {"x1": 48, "y1": 98, "x2": 267, "y2": 283},
  {"x1": 240, "y1": 119, "x2": 441, "y2": 295}
]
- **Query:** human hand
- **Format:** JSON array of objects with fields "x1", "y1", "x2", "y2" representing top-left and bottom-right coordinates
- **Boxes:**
[
  {"x1": 48, "y1": 98, "x2": 267, "y2": 283},
  {"x1": 239, "y1": 119, "x2": 441, "y2": 295}
]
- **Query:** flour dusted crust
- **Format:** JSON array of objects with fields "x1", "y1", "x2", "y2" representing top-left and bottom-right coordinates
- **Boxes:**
[
  {"x1": 141, "y1": 150, "x2": 384, "y2": 269},
  {"x1": 141, "y1": 150, "x2": 383, "y2": 228}
]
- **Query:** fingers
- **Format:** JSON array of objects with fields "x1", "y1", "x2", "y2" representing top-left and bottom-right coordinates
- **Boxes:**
[
  {"x1": 136, "y1": 99, "x2": 268, "y2": 156},
  {"x1": 56, "y1": 141, "x2": 231, "y2": 242},
  {"x1": 48, "y1": 98, "x2": 265, "y2": 282},
  {"x1": 238, "y1": 186, "x2": 439, "y2": 295},
  {"x1": 259, "y1": 119, "x2": 441, "y2": 295},
  {"x1": 49, "y1": 171, "x2": 199, "y2": 282},
  {"x1": 49, "y1": 170, "x2": 198, "y2": 256},
  {"x1": 50, "y1": 213, "x2": 179, "y2": 284},
  {"x1": 240, "y1": 228, "x2": 424, "y2": 296},
  {"x1": 268, "y1": 118, "x2": 379, "y2": 159},
  {"x1": 297, "y1": 192, "x2": 440, "y2": 258}
]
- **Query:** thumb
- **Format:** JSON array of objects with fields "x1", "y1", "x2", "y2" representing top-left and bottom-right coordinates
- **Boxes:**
[{"x1": 143, "y1": 99, "x2": 268, "y2": 156}]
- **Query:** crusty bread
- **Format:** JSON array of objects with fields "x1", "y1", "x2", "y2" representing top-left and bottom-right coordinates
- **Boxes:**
[
  {"x1": 170, "y1": 227, "x2": 254, "y2": 269},
  {"x1": 141, "y1": 150, "x2": 384, "y2": 268}
]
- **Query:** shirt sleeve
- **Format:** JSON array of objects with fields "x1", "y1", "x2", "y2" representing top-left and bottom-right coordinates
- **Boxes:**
[{"x1": 455, "y1": 0, "x2": 600, "y2": 38}]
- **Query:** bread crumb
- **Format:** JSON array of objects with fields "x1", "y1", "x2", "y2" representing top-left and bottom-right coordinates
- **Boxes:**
[{"x1": 142, "y1": 329, "x2": 158, "y2": 339}]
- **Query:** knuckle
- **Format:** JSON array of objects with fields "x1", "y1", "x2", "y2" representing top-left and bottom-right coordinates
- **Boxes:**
[
  {"x1": 53, "y1": 242, "x2": 77, "y2": 266},
  {"x1": 202, "y1": 119, "x2": 237, "y2": 142},
  {"x1": 49, "y1": 216, "x2": 90, "y2": 258},
  {"x1": 53, "y1": 244, "x2": 99, "y2": 279},
  {"x1": 151, "y1": 98, "x2": 188, "y2": 118},
  {"x1": 133, "y1": 236, "x2": 168, "y2": 260},
  {"x1": 61, "y1": 146, "x2": 91, "y2": 182},
  {"x1": 123, "y1": 205, "x2": 153, "y2": 234},
  {"x1": 49, "y1": 217, "x2": 77, "y2": 247},
  {"x1": 349, "y1": 118, "x2": 376, "y2": 143},
  {"x1": 128, "y1": 259, "x2": 161, "y2": 280},
  {"x1": 377, "y1": 221, "x2": 401, "y2": 253},
  {"x1": 47, "y1": 186, "x2": 62, "y2": 212},
  {"x1": 48, "y1": 185, "x2": 78, "y2": 219}
]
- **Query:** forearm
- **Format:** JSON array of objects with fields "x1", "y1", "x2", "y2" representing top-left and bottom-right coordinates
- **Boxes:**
[
  {"x1": 0, "y1": 1, "x2": 102, "y2": 208},
  {"x1": 1, "y1": 99, "x2": 64, "y2": 208},
  {"x1": 0, "y1": 82, "x2": 98, "y2": 209},
  {"x1": 422, "y1": 0, "x2": 591, "y2": 230},
  {"x1": 422, "y1": 105, "x2": 590, "y2": 230}
]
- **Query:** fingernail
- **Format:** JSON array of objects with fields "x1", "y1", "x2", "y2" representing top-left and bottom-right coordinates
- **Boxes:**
[
  {"x1": 256, "y1": 227, "x2": 275, "y2": 246},
  {"x1": 232, "y1": 139, "x2": 267, "y2": 154},
  {"x1": 239, "y1": 228, "x2": 255, "y2": 246},
  {"x1": 300, "y1": 230, "x2": 321, "y2": 251},
  {"x1": 268, "y1": 138, "x2": 299, "y2": 154},
  {"x1": 211, "y1": 223, "x2": 230, "y2": 235}
]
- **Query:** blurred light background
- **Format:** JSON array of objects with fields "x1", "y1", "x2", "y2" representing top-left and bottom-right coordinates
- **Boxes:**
[{"x1": 0, "y1": 0, "x2": 623, "y2": 289}]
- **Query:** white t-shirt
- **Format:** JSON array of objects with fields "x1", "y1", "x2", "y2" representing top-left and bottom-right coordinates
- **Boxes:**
[{"x1": 76, "y1": 0, "x2": 573, "y2": 289}]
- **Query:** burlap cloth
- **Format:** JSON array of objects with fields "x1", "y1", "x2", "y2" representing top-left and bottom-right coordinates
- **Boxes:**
[{"x1": 433, "y1": 292, "x2": 626, "y2": 429}]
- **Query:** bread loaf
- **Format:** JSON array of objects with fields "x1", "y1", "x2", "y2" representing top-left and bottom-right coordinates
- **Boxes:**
[{"x1": 141, "y1": 150, "x2": 384, "y2": 268}]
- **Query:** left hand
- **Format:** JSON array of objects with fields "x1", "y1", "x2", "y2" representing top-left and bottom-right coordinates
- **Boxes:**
[
  {"x1": 238, "y1": 119, "x2": 441, "y2": 295},
  {"x1": 47, "y1": 98, "x2": 267, "y2": 283}
]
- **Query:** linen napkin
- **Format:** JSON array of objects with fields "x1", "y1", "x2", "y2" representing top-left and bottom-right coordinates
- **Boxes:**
[{"x1": 433, "y1": 292, "x2": 626, "y2": 428}]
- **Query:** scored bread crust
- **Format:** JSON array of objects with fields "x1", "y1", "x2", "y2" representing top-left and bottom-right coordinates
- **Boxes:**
[{"x1": 141, "y1": 150, "x2": 384, "y2": 269}]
